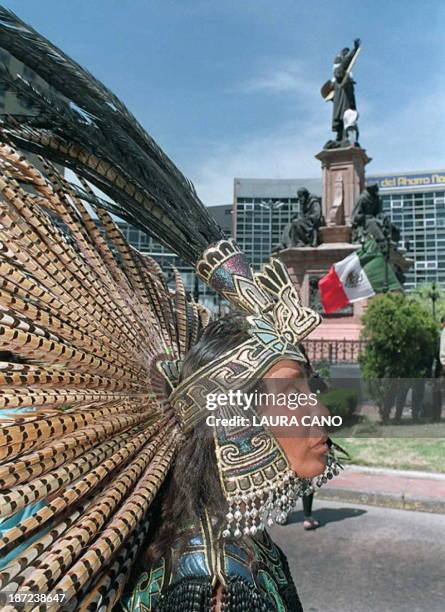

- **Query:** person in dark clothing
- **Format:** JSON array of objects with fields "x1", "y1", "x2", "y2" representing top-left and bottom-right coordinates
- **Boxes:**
[
  {"x1": 432, "y1": 316, "x2": 445, "y2": 422},
  {"x1": 302, "y1": 492, "x2": 320, "y2": 530}
]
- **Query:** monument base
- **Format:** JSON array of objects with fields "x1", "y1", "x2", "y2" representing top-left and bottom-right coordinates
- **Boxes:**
[
  {"x1": 315, "y1": 145, "x2": 371, "y2": 226},
  {"x1": 278, "y1": 243, "x2": 365, "y2": 341},
  {"x1": 319, "y1": 225, "x2": 351, "y2": 244}
]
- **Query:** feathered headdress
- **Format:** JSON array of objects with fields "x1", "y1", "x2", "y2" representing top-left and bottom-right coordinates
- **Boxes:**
[{"x1": 0, "y1": 6, "x2": 342, "y2": 608}]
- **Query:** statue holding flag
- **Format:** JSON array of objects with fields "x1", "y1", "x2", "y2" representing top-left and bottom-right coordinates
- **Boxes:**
[
  {"x1": 351, "y1": 184, "x2": 409, "y2": 284},
  {"x1": 318, "y1": 185, "x2": 411, "y2": 313}
]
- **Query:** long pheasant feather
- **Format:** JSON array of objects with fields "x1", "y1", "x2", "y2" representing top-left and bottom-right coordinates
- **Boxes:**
[
  {"x1": 0, "y1": 7, "x2": 216, "y2": 607},
  {"x1": 0, "y1": 6, "x2": 225, "y2": 264}
]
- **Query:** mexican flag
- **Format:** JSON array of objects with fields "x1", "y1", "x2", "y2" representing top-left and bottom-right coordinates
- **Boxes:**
[{"x1": 318, "y1": 239, "x2": 402, "y2": 314}]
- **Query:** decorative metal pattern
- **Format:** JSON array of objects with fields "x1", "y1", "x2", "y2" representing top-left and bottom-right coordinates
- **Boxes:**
[
  {"x1": 304, "y1": 339, "x2": 366, "y2": 363},
  {"x1": 171, "y1": 240, "x2": 331, "y2": 537}
]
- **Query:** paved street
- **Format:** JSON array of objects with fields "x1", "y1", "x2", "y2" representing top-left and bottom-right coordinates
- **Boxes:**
[{"x1": 271, "y1": 500, "x2": 445, "y2": 612}]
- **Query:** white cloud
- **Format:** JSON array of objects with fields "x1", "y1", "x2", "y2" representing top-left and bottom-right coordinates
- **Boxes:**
[
  {"x1": 192, "y1": 119, "x2": 326, "y2": 206},
  {"x1": 190, "y1": 76, "x2": 445, "y2": 206},
  {"x1": 241, "y1": 60, "x2": 317, "y2": 96},
  {"x1": 240, "y1": 66, "x2": 308, "y2": 93}
]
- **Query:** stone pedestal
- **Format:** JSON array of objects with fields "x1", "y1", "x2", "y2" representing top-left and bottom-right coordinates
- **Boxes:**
[
  {"x1": 274, "y1": 146, "x2": 374, "y2": 342},
  {"x1": 278, "y1": 244, "x2": 366, "y2": 341},
  {"x1": 320, "y1": 225, "x2": 351, "y2": 244},
  {"x1": 316, "y1": 146, "x2": 371, "y2": 227}
]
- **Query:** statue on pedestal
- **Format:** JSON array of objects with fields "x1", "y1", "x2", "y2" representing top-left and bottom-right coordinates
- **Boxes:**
[
  {"x1": 321, "y1": 38, "x2": 361, "y2": 148},
  {"x1": 352, "y1": 184, "x2": 409, "y2": 283},
  {"x1": 351, "y1": 184, "x2": 400, "y2": 245},
  {"x1": 275, "y1": 188, "x2": 325, "y2": 250}
]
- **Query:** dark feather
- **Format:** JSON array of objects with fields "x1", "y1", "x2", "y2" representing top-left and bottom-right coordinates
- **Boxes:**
[{"x1": 0, "y1": 5, "x2": 225, "y2": 264}]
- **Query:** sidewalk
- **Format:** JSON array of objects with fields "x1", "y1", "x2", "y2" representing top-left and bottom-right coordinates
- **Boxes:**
[{"x1": 317, "y1": 464, "x2": 445, "y2": 513}]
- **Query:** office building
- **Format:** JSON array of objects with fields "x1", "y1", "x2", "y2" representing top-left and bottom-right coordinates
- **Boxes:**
[
  {"x1": 233, "y1": 178, "x2": 321, "y2": 270},
  {"x1": 118, "y1": 204, "x2": 232, "y2": 310},
  {"x1": 368, "y1": 171, "x2": 445, "y2": 290},
  {"x1": 0, "y1": 49, "x2": 52, "y2": 115},
  {"x1": 234, "y1": 171, "x2": 445, "y2": 290}
]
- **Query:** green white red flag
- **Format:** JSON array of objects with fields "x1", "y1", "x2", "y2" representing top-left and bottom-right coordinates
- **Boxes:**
[{"x1": 318, "y1": 239, "x2": 402, "y2": 314}]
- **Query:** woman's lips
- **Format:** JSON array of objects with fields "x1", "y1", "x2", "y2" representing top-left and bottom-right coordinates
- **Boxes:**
[{"x1": 310, "y1": 438, "x2": 329, "y2": 453}]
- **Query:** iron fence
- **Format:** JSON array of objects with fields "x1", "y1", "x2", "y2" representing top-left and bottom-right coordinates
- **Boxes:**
[{"x1": 303, "y1": 339, "x2": 366, "y2": 364}]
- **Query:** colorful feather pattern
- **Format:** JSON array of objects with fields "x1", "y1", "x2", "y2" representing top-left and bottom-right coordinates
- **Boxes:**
[
  {"x1": 0, "y1": 6, "x2": 226, "y2": 607},
  {"x1": 0, "y1": 142, "x2": 208, "y2": 608}
]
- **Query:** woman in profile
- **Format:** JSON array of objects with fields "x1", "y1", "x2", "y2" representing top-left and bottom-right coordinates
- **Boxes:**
[
  {"x1": 120, "y1": 313, "x2": 340, "y2": 611},
  {"x1": 0, "y1": 9, "x2": 345, "y2": 611}
]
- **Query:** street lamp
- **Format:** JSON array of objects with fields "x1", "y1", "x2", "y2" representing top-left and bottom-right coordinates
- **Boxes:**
[
  {"x1": 259, "y1": 199, "x2": 285, "y2": 255},
  {"x1": 428, "y1": 281, "x2": 440, "y2": 320}
]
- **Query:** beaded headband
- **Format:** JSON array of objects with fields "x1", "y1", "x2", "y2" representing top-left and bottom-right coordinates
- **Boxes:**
[{"x1": 169, "y1": 239, "x2": 321, "y2": 424}]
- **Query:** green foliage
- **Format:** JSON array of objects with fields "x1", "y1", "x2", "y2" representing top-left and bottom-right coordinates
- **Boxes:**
[
  {"x1": 314, "y1": 359, "x2": 330, "y2": 379},
  {"x1": 320, "y1": 388, "x2": 358, "y2": 422},
  {"x1": 410, "y1": 282, "x2": 445, "y2": 320},
  {"x1": 359, "y1": 292, "x2": 438, "y2": 379}
]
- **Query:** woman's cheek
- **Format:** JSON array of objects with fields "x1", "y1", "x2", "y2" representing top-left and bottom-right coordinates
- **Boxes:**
[
  {"x1": 292, "y1": 452, "x2": 327, "y2": 478},
  {"x1": 277, "y1": 436, "x2": 327, "y2": 478}
]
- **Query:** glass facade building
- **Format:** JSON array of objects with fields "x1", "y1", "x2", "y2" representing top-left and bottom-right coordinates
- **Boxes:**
[
  {"x1": 117, "y1": 204, "x2": 233, "y2": 311},
  {"x1": 235, "y1": 198, "x2": 299, "y2": 269},
  {"x1": 234, "y1": 172, "x2": 445, "y2": 290},
  {"x1": 0, "y1": 50, "x2": 54, "y2": 114},
  {"x1": 233, "y1": 178, "x2": 321, "y2": 270},
  {"x1": 369, "y1": 171, "x2": 445, "y2": 291}
]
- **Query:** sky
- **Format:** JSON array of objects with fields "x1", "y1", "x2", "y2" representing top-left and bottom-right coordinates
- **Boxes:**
[{"x1": 4, "y1": 0, "x2": 445, "y2": 205}]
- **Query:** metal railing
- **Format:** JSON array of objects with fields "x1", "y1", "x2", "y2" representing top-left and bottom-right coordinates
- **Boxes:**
[{"x1": 303, "y1": 339, "x2": 366, "y2": 364}]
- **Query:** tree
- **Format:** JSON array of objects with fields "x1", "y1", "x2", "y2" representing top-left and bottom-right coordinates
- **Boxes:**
[
  {"x1": 359, "y1": 293, "x2": 438, "y2": 421},
  {"x1": 410, "y1": 282, "x2": 445, "y2": 320}
]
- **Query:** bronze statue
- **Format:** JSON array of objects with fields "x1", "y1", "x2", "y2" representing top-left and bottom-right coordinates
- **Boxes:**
[
  {"x1": 351, "y1": 184, "x2": 400, "y2": 245},
  {"x1": 275, "y1": 188, "x2": 324, "y2": 249},
  {"x1": 321, "y1": 38, "x2": 361, "y2": 148},
  {"x1": 352, "y1": 185, "x2": 411, "y2": 284}
]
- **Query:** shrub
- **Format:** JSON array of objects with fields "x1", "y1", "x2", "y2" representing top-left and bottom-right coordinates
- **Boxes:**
[
  {"x1": 314, "y1": 359, "x2": 330, "y2": 379},
  {"x1": 320, "y1": 388, "x2": 358, "y2": 423},
  {"x1": 358, "y1": 292, "x2": 438, "y2": 421},
  {"x1": 359, "y1": 293, "x2": 437, "y2": 380}
]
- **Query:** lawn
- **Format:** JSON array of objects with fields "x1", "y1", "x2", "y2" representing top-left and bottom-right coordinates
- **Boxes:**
[{"x1": 335, "y1": 437, "x2": 445, "y2": 473}]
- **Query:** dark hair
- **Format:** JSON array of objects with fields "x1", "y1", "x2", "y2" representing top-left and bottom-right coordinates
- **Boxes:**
[
  {"x1": 441, "y1": 314, "x2": 445, "y2": 324},
  {"x1": 145, "y1": 312, "x2": 250, "y2": 564}
]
